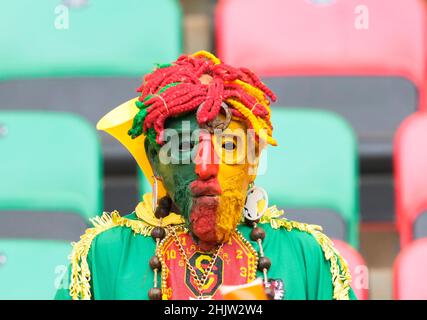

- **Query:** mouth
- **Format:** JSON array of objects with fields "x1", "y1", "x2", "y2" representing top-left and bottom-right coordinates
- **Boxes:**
[
  {"x1": 188, "y1": 178, "x2": 222, "y2": 250},
  {"x1": 190, "y1": 178, "x2": 221, "y2": 197}
]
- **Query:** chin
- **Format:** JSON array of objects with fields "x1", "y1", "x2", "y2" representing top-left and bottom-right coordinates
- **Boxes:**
[
  {"x1": 189, "y1": 195, "x2": 219, "y2": 251},
  {"x1": 189, "y1": 193, "x2": 245, "y2": 251}
]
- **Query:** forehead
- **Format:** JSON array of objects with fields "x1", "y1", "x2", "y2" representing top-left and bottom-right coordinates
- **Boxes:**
[
  {"x1": 164, "y1": 112, "x2": 198, "y2": 132},
  {"x1": 164, "y1": 113, "x2": 247, "y2": 132}
]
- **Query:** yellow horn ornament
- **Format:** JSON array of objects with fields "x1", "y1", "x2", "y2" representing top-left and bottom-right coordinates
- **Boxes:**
[{"x1": 96, "y1": 98, "x2": 167, "y2": 199}]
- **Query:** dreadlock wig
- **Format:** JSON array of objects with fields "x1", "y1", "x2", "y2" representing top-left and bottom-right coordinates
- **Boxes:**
[{"x1": 128, "y1": 51, "x2": 277, "y2": 146}]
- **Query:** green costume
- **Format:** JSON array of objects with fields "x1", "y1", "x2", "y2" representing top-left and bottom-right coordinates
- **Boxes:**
[{"x1": 55, "y1": 195, "x2": 355, "y2": 300}]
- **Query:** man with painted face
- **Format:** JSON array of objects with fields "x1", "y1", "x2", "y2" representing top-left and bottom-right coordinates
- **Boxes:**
[{"x1": 55, "y1": 51, "x2": 356, "y2": 300}]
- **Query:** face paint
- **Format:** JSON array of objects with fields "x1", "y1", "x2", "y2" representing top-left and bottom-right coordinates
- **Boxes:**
[
  {"x1": 215, "y1": 119, "x2": 255, "y2": 244},
  {"x1": 146, "y1": 113, "x2": 198, "y2": 222},
  {"x1": 190, "y1": 129, "x2": 221, "y2": 249},
  {"x1": 147, "y1": 113, "x2": 260, "y2": 251}
]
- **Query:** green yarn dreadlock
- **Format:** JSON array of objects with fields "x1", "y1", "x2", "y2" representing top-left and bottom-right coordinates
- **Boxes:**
[{"x1": 127, "y1": 80, "x2": 180, "y2": 144}]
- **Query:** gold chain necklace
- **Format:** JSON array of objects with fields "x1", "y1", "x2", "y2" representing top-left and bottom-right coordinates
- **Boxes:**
[{"x1": 168, "y1": 226, "x2": 224, "y2": 299}]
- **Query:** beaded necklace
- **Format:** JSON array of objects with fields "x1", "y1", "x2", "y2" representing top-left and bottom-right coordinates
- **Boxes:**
[{"x1": 146, "y1": 196, "x2": 274, "y2": 300}]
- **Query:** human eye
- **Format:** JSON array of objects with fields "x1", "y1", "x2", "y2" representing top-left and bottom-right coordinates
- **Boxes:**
[{"x1": 222, "y1": 136, "x2": 237, "y2": 151}]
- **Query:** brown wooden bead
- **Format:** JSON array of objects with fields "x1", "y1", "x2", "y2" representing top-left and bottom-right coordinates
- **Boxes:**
[
  {"x1": 258, "y1": 257, "x2": 271, "y2": 271},
  {"x1": 154, "y1": 206, "x2": 170, "y2": 219},
  {"x1": 151, "y1": 227, "x2": 166, "y2": 240},
  {"x1": 148, "y1": 288, "x2": 162, "y2": 300},
  {"x1": 149, "y1": 255, "x2": 161, "y2": 270},
  {"x1": 264, "y1": 287, "x2": 275, "y2": 300},
  {"x1": 250, "y1": 227, "x2": 266, "y2": 241}
]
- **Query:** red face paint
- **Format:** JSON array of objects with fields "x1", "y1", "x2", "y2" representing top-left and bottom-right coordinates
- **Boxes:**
[{"x1": 189, "y1": 131, "x2": 222, "y2": 250}]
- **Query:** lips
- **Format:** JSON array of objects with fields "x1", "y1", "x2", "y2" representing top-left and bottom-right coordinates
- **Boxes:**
[
  {"x1": 189, "y1": 178, "x2": 222, "y2": 250},
  {"x1": 190, "y1": 178, "x2": 221, "y2": 197}
]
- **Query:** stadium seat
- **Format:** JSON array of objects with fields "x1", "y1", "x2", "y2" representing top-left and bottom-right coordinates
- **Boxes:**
[
  {"x1": 216, "y1": 0, "x2": 427, "y2": 166},
  {"x1": 255, "y1": 108, "x2": 359, "y2": 247},
  {"x1": 0, "y1": 111, "x2": 102, "y2": 231},
  {"x1": 0, "y1": 0, "x2": 182, "y2": 172},
  {"x1": 333, "y1": 239, "x2": 369, "y2": 300},
  {"x1": 394, "y1": 238, "x2": 427, "y2": 299},
  {"x1": 394, "y1": 112, "x2": 427, "y2": 248},
  {"x1": 0, "y1": 239, "x2": 71, "y2": 299},
  {"x1": 0, "y1": 111, "x2": 101, "y2": 299}
]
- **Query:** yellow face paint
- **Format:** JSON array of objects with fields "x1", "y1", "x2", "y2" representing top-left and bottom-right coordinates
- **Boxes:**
[{"x1": 214, "y1": 118, "x2": 261, "y2": 243}]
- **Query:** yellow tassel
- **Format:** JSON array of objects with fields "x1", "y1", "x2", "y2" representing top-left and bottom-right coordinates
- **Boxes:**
[
  {"x1": 69, "y1": 212, "x2": 119, "y2": 300},
  {"x1": 69, "y1": 209, "x2": 169, "y2": 300},
  {"x1": 192, "y1": 50, "x2": 221, "y2": 65}
]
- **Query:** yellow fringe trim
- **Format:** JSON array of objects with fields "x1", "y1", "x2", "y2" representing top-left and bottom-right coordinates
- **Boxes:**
[
  {"x1": 69, "y1": 210, "x2": 168, "y2": 300},
  {"x1": 260, "y1": 206, "x2": 352, "y2": 300},
  {"x1": 69, "y1": 212, "x2": 118, "y2": 300}
]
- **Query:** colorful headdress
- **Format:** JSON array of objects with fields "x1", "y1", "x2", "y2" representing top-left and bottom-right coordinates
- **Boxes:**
[
  {"x1": 128, "y1": 51, "x2": 277, "y2": 146},
  {"x1": 97, "y1": 51, "x2": 277, "y2": 198}
]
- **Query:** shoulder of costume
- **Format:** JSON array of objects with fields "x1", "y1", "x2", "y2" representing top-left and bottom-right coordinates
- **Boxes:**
[
  {"x1": 68, "y1": 193, "x2": 185, "y2": 300},
  {"x1": 260, "y1": 205, "x2": 352, "y2": 300}
]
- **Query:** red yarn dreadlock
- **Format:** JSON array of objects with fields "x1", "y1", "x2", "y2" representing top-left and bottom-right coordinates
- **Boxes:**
[{"x1": 129, "y1": 51, "x2": 277, "y2": 146}]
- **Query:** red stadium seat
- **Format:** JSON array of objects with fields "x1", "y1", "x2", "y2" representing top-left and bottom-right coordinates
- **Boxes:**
[
  {"x1": 216, "y1": 0, "x2": 427, "y2": 100},
  {"x1": 394, "y1": 112, "x2": 427, "y2": 248},
  {"x1": 394, "y1": 238, "x2": 427, "y2": 299},
  {"x1": 333, "y1": 239, "x2": 369, "y2": 300},
  {"x1": 216, "y1": 0, "x2": 427, "y2": 168}
]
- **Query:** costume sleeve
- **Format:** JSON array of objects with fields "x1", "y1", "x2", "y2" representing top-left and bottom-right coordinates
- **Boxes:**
[
  {"x1": 303, "y1": 230, "x2": 356, "y2": 300},
  {"x1": 53, "y1": 213, "x2": 118, "y2": 300}
]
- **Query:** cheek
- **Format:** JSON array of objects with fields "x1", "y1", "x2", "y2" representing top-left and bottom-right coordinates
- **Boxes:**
[
  {"x1": 155, "y1": 163, "x2": 197, "y2": 210},
  {"x1": 217, "y1": 163, "x2": 251, "y2": 196}
]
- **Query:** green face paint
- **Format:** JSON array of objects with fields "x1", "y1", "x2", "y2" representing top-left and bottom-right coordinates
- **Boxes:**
[{"x1": 145, "y1": 113, "x2": 199, "y2": 221}]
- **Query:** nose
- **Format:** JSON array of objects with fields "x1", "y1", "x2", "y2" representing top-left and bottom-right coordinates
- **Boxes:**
[{"x1": 194, "y1": 131, "x2": 219, "y2": 181}]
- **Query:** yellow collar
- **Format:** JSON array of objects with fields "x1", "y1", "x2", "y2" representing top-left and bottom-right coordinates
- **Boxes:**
[{"x1": 135, "y1": 193, "x2": 185, "y2": 227}]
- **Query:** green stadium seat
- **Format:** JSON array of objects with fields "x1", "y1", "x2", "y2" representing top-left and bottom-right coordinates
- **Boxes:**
[
  {"x1": 0, "y1": 0, "x2": 182, "y2": 79},
  {"x1": 0, "y1": 111, "x2": 102, "y2": 223},
  {"x1": 0, "y1": 0, "x2": 183, "y2": 174},
  {"x1": 255, "y1": 108, "x2": 359, "y2": 247},
  {"x1": 138, "y1": 108, "x2": 359, "y2": 247},
  {"x1": 0, "y1": 239, "x2": 71, "y2": 299},
  {"x1": 0, "y1": 111, "x2": 101, "y2": 299}
]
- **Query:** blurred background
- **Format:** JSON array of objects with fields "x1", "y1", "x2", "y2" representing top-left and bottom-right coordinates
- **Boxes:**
[{"x1": 0, "y1": 0, "x2": 426, "y2": 300}]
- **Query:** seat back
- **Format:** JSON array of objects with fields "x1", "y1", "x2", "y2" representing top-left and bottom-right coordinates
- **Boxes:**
[
  {"x1": 394, "y1": 238, "x2": 427, "y2": 299},
  {"x1": 216, "y1": 0, "x2": 427, "y2": 163},
  {"x1": 255, "y1": 108, "x2": 359, "y2": 247},
  {"x1": 0, "y1": 111, "x2": 102, "y2": 223},
  {"x1": 0, "y1": 0, "x2": 183, "y2": 171},
  {"x1": 0, "y1": 0, "x2": 182, "y2": 79},
  {"x1": 0, "y1": 239, "x2": 71, "y2": 299},
  {"x1": 333, "y1": 239, "x2": 369, "y2": 300},
  {"x1": 394, "y1": 112, "x2": 427, "y2": 247}
]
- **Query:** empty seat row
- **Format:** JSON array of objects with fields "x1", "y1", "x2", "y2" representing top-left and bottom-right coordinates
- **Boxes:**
[
  {"x1": 1, "y1": 0, "x2": 426, "y2": 173},
  {"x1": 216, "y1": 0, "x2": 427, "y2": 169}
]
